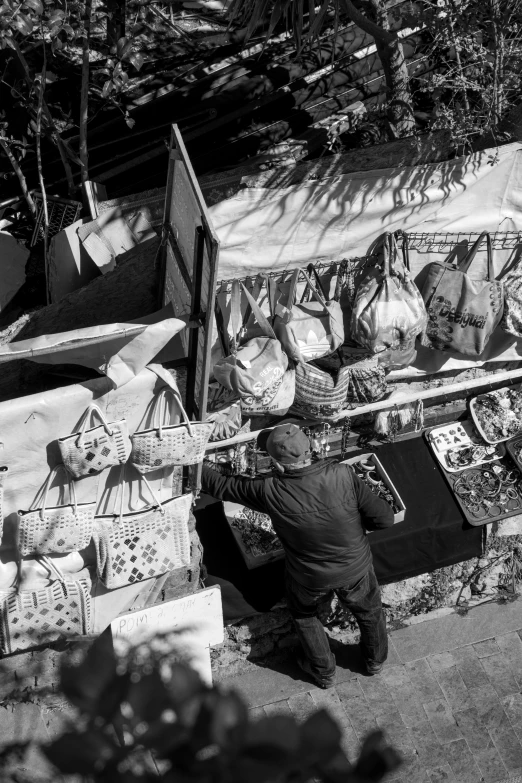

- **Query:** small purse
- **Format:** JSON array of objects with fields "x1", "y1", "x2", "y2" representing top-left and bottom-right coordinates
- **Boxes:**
[
  {"x1": 17, "y1": 466, "x2": 96, "y2": 556},
  {"x1": 131, "y1": 388, "x2": 214, "y2": 473},
  {"x1": 0, "y1": 556, "x2": 92, "y2": 654},
  {"x1": 58, "y1": 404, "x2": 131, "y2": 478},
  {"x1": 94, "y1": 467, "x2": 192, "y2": 589}
]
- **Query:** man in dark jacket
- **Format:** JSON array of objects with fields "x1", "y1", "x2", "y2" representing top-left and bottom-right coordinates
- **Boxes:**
[{"x1": 202, "y1": 423, "x2": 394, "y2": 689}]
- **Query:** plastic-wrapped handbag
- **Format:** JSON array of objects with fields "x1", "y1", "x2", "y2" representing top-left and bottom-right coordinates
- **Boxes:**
[
  {"x1": 274, "y1": 267, "x2": 344, "y2": 363},
  {"x1": 214, "y1": 280, "x2": 288, "y2": 406},
  {"x1": 291, "y1": 362, "x2": 351, "y2": 421},
  {"x1": 94, "y1": 467, "x2": 192, "y2": 589},
  {"x1": 58, "y1": 403, "x2": 131, "y2": 478},
  {"x1": 131, "y1": 387, "x2": 214, "y2": 473},
  {"x1": 0, "y1": 466, "x2": 8, "y2": 547},
  {"x1": 420, "y1": 231, "x2": 504, "y2": 356},
  {"x1": 0, "y1": 556, "x2": 92, "y2": 654},
  {"x1": 499, "y1": 254, "x2": 522, "y2": 338},
  {"x1": 17, "y1": 465, "x2": 95, "y2": 556},
  {"x1": 351, "y1": 232, "x2": 427, "y2": 368}
]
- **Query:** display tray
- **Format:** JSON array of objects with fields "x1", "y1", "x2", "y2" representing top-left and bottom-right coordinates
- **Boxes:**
[
  {"x1": 470, "y1": 386, "x2": 522, "y2": 444},
  {"x1": 223, "y1": 501, "x2": 284, "y2": 570},
  {"x1": 425, "y1": 421, "x2": 505, "y2": 473},
  {"x1": 506, "y1": 434, "x2": 522, "y2": 471},
  {"x1": 341, "y1": 452, "x2": 406, "y2": 524},
  {"x1": 429, "y1": 445, "x2": 522, "y2": 527}
]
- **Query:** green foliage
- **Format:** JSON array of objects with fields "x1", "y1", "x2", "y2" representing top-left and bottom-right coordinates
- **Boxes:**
[{"x1": 0, "y1": 632, "x2": 401, "y2": 782}]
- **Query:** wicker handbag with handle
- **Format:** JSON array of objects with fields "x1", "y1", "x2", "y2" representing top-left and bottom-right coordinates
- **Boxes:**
[
  {"x1": 58, "y1": 403, "x2": 131, "y2": 478},
  {"x1": 18, "y1": 465, "x2": 96, "y2": 556},
  {"x1": 0, "y1": 556, "x2": 92, "y2": 654},
  {"x1": 94, "y1": 466, "x2": 192, "y2": 588},
  {"x1": 131, "y1": 388, "x2": 214, "y2": 473}
]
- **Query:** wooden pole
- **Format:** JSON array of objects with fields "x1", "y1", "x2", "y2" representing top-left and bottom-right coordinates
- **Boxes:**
[{"x1": 205, "y1": 366, "x2": 522, "y2": 451}]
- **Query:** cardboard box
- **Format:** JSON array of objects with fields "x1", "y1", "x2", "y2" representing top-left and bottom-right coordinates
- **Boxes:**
[
  {"x1": 223, "y1": 501, "x2": 284, "y2": 570},
  {"x1": 341, "y1": 453, "x2": 406, "y2": 524}
]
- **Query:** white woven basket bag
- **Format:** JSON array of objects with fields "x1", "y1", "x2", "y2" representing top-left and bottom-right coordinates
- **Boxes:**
[
  {"x1": 18, "y1": 465, "x2": 95, "y2": 556},
  {"x1": 58, "y1": 403, "x2": 131, "y2": 479},
  {"x1": 131, "y1": 387, "x2": 214, "y2": 473}
]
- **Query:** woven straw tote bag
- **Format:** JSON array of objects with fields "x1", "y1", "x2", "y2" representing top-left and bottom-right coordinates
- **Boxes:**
[
  {"x1": 18, "y1": 465, "x2": 95, "y2": 556},
  {"x1": 131, "y1": 388, "x2": 214, "y2": 473},
  {"x1": 94, "y1": 466, "x2": 192, "y2": 589},
  {"x1": 58, "y1": 403, "x2": 131, "y2": 479},
  {"x1": 0, "y1": 556, "x2": 92, "y2": 654},
  {"x1": 0, "y1": 466, "x2": 9, "y2": 547},
  {"x1": 291, "y1": 361, "x2": 351, "y2": 421}
]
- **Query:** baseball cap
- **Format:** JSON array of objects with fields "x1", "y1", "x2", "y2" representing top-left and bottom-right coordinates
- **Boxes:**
[{"x1": 265, "y1": 424, "x2": 311, "y2": 465}]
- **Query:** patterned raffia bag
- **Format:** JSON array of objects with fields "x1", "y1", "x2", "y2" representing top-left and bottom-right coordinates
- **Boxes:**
[
  {"x1": 58, "y1": 403, "x2": 131, "y2": 478},
  {"x1": 313, "y1": 347, "x2": 387, "y2": 404},
  {"x1": 94, "y1": 468, "x2": 192, "y2": 588},
  {"x1": 17, "y1": 465, "x2": 95, "y2": 556},
  {"x1": 0, "y1": 557, "x2": 92, "y2": 654},
  {"x1": 131, "y1": 387, "x2": 214, "y2": 473},
  {"x1": 291, "y1": 362, "x2": 351, "y2": 421}
]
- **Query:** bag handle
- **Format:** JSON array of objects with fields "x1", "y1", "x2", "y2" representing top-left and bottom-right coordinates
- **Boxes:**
[
  {"x1": 299, "y1": 270, "x2": 328, "y2": 307},
  {"x1": 240, "y1": 282, "x2": 277, "y2": 339},
  {"x1": 459, "y1": 232, "x2": 494, "y2": 280},
  {"x1": 157, "y1": 387, "x2": 194, "y2": 440},
  {"x1": 214, "y1": 297, "x2": 231, "y2": 356},
  {"x1": 115, "y1": 463, "x2": 167, "y2": 524},
  {"x1": 30, "y1": 465, "x2": 77, "y2": 520},
  {"x1": 242, "y1": 273, "x2": 277, "y2": 327},
  {"x1": 38, "y1": 555, "x2": 66, "y2": 585},
  {"x1": 394, "y1": 230, "x2": 411, "y2": 272},
  {"x1": 76, "y1": 404, "x2": 114, "y2": 447},
  {"x1": 229, "y1": 279, "x2": 242, "y2": 352},
  {"x1": 304, "y1": 264, "x2": 328, "y2": 301}
]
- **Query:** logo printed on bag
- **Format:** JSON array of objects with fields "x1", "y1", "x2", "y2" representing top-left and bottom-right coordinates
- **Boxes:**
[{"x1": 435, "y1": 299, "x2": 487, "y2": 329}]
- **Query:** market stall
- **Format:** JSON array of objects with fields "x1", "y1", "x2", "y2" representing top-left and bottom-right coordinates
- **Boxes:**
[{"x1": 192, "y1": 139, "x2": 522, "y2": 623}]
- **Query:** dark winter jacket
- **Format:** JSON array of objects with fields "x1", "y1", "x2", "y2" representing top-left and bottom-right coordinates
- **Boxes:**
[{"x1": 202, "y1": 459, "x2": 394, "y2": 589}]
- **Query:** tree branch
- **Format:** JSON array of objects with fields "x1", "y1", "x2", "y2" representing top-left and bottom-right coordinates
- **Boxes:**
[
  {"x1": 338, "y1": 0, "x2": 396, "y2": 44},
  {"x1": 0, "y1": 137, "x2": 36, "y2": 216},
  {"x1": 80, "y1": 0, "x2": 93, "y2": 184}
]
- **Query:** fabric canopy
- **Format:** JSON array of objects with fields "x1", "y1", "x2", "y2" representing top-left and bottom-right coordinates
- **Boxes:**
[{"x1": 209, "y1": 143, "x2": 522, "y2": 280}]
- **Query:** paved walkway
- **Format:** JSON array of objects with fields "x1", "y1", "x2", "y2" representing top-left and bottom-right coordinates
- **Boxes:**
[{"x1": 225, "y1": 598, "x2": 522, "y2": 783}]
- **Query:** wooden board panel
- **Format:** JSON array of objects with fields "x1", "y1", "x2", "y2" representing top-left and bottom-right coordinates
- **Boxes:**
[{"x1": 161, "y1": 125, "x2": 219, "y2": 431}]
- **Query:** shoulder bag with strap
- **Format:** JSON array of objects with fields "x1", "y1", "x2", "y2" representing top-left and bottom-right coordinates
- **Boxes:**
[
  {"x1": 17, "y1": 465, "x2": 95, "y2": 556},
  {"x1": 94, "y1": 466, "x2": 192, "y2": 589},
  {"x1": 351, "y1": 232, "x2": 427, "y2": 368},
  {"x1": 274, "y1": 267, "x2": 344, "y2": 363},
  {"x1": 58, "y1": 403, "x2": 131, "y2": 479},
  {"x1": 131, "y1": 387, "x2": 214, "y2": 473},
  {"x1": 0, "y1": 556, "x2": 92, "y2": 654},
  {"x1": 214, "y1": 280, "x2": 288, "y2": 406},
  {"x1": 420, "y1": 231, "x2": 504, "y2": 356}
]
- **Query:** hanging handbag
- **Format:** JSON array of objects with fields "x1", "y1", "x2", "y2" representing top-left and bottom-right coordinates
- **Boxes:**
[
  {"x1": 241, "y1": 367, "x2": 296, "y2": 417},
  {"x1": 351, "y1": 232, "x2": 427, "y2": 368},
  {"x1": 214, "y1": 280, "x2": 288, "y2": 405},
  {"x1": 420, "y1": 231, "x2": 504, "y2": 356},
  {"x1": 0, "y1": 556, "x2": 92, "y2": 654},
  {"x1": 131, "y1": 387, "x2": 214, "y2": 473},
  {"x1": 313, "y1": 347, "x2": 387, "y2": 404},
  {"x1": 500, "y1": 256, "x2": 522, "y2": 338},
  {"x1": 58, "y1": 403, "x2": 131, "y2": 478},
  {"x1": 17, "y1": 465, "x2": 95, "y2": 556},
  {"x1": 274, "y1": 267, "x2": 344, "y2": 363},
  {"x1": 291, "y1": 362, "x2": 351, "y2": 421},
  {"x1": 94, "y1": 467, "x2": 192, "y2": 589}
]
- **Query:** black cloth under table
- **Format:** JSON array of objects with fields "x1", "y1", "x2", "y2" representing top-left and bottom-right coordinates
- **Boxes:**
[
  {"x1": 196, "y1": 436, "x2": 484, "y2": 623},
  {"x1": 366, "y1": 437, "x2": 483, "y2": 584}
]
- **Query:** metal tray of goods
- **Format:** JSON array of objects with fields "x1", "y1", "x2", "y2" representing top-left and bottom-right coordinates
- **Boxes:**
[
  {"x1": 425, "y1": 421, "x2": 505, "y2": 473},
  {"x1": 341, "y1": 452, "x2": 405, "y2": 525},
  {"x1": 436, "y1": 452, "x2": 522, "y2": 527},
  {"x1": 470, "y1": 386, "x2": 522, "y2": 444},
  {"x1": 506, "y1": 434, "x2": 522, "y2": 471},
  {"x1": 223, "y1": 501, "x2": 284, "y2": 570}
]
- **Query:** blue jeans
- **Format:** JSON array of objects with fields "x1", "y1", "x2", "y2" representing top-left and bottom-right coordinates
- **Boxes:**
[{"x1": 285, "y1": 565, "x2": 388, "y2": 680}]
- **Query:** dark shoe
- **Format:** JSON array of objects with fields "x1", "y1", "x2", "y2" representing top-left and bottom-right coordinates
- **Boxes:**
[
  {"x1": 365, "y1": 661, "x2": 384, "y2": 676},
  {"x1": 297, "y1": 656, "x2": 336, "y2": 689}
]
